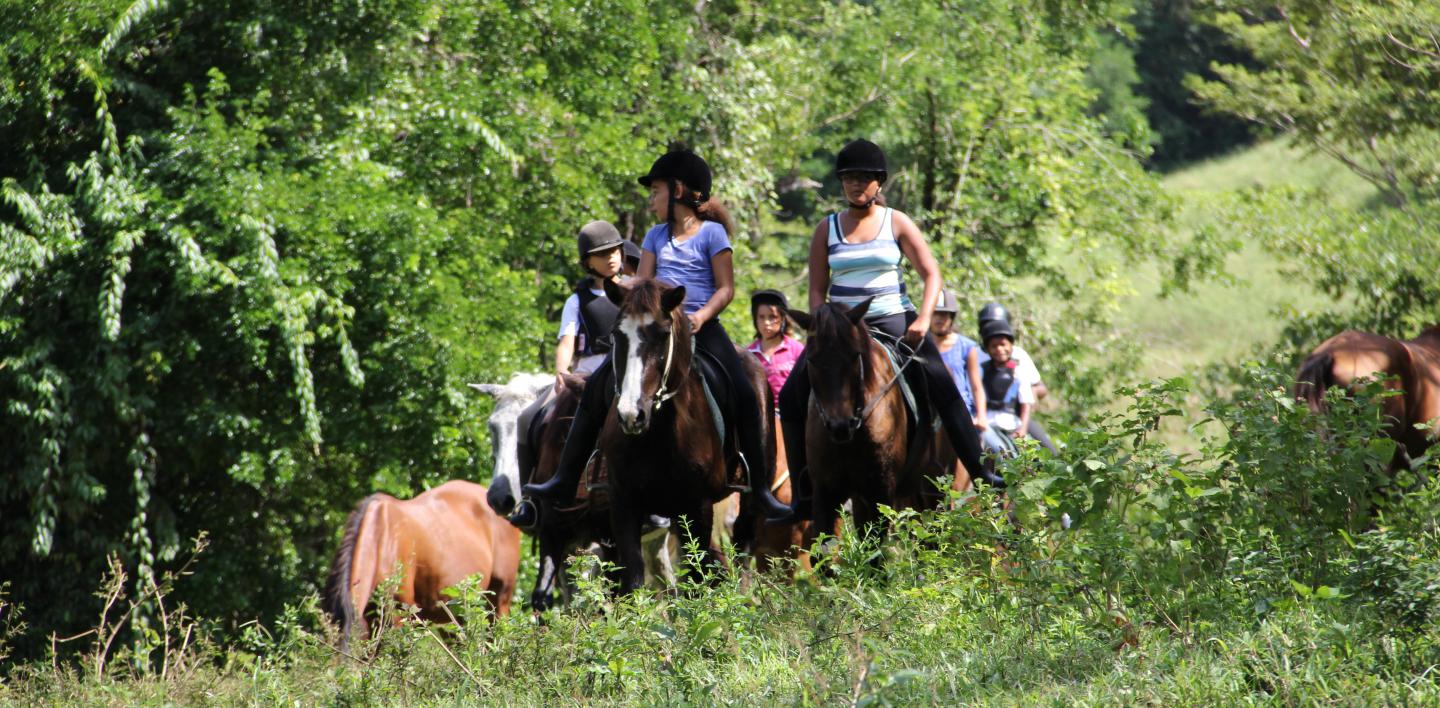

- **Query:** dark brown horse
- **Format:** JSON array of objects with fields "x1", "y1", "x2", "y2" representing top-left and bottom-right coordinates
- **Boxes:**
[
  {"x1": 525, "y1": 372, "x2": 622, "y2": 609},
  {"x1": 322, "y1": 480, "x2": 521, "y2": 650},
  {"x1": 1295, "y1": 325, "x2": 1440, "y2": 469},
  {"x1": 790, "y1": 298, "x2": 957, "y2": 548},
  {"x1": 599, "y1": 278, "x2": 764, "y2": 592}
]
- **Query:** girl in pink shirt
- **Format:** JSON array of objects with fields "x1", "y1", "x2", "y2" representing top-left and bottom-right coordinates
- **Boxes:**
[{"x1": 747, "y1": 290, "x2": 805, "y2": 403}]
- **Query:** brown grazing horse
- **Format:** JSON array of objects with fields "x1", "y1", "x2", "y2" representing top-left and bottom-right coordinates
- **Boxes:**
[
  {"x1": 1295, "y1": 325, "x2": 1440, "y2": 469},
  {"x1": 322, "y1": 480, "x2": 521, "y2": 650},
  {"x1": 599, "y1": 278, "x2": 764, "y2": 592},
  {"x1": 790, "y1": 298, "x2": 957, "y2": 548}
]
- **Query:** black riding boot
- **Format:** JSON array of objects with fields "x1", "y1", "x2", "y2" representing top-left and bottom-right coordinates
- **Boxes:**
[
  {"x1": 768, "y1": 417, "x2": 812, "y2": 523},
  {"x1": 939, "y1": 398, "x2": 1005, "y2": 489},
  {"x1": 522, "y1": 399, "x2": 602, "y2": 504}
]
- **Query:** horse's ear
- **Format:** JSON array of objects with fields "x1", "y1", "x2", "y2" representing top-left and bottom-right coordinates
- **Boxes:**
[
  {"x1": 660, "y1": 285, "x2": 687, "y2": 314},
  {"x1": 790, "y1": 309, "x2": 813, "y2": 331},
  {"x1": 846, "y1": 297, "x2": 874, "y2": 325},
  {"x1": 468, "y1": 383, "x2": 504, "y2": 397},
  {"x1": 603, "y1": 278, "x2": 627, "y2": 305}
]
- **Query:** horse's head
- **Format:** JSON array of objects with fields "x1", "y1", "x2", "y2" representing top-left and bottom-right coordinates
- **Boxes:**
[
  {"x1": 607, "y1": 278, "x2": 693, "y2": 435},
  {"x1": 470, "y1": 372, "x2": 551, "y2": 515},
  {"x1": 792, "y1": 298, "x2": 874, "y2": 442}
]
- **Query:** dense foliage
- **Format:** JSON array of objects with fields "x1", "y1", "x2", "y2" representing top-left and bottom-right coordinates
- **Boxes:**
[{"x1": 2, "y1": 0, "x2": 1436, "y2": 700}]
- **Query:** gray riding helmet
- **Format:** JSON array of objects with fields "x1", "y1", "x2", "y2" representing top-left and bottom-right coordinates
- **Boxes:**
[
  {"x1": 621, "y1": 239, "x2": 643, "y2": 265},
  {"x1": 577, "y1": 220, "x2": 624, "y2": 262},
  {"x1": 934, "y1": 287, "x2": 960, "y2": 315}
]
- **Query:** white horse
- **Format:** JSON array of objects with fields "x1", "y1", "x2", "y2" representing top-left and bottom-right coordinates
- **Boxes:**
[{"x1": 470, "y1": 372, "x2": 552, "y2": 517}]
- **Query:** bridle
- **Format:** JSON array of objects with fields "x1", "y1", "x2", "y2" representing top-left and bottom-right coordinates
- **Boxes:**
[
  {"x1": 813, "y1": 330, "x2": 918, "y2": 435},
  {"x1": 613, "y1": 313, "x2": 685, "y2": 416}
]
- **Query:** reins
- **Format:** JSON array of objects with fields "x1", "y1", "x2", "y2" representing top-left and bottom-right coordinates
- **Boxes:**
[
  {"x1": 815, "y1": 329, "x2": 920, "y2": 434},
  {"x1": 612, "y1": 312, "x2": 686, "y2": 415}
]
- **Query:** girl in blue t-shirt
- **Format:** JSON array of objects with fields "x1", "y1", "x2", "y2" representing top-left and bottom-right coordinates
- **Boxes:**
[{"x1": 523, "y1": 148, "x2": 791, "y2": 523}]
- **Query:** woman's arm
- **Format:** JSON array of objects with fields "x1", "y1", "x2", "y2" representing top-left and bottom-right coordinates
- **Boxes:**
[
  {"x1": 691, "y1": 249, "x2": 735, "y2": 331},
  {"x1": 893, "y1": 211, "x2": 943, "y2": 344},
  {"x1": 1015, "y1": 402, "x2": 1031, "y2": 439},
  {"x1": 967, "y1": 347, "x2": 988, "y2": 429},
  {"x1": 639, "y1": 250, "x2": 657, "y2": 280},
  {"x1": 807, "y1": 219, "x2": 830, "y2": 312},
  {"x1": 554, "y1": 336, "x2": 576, "y2": 392}
]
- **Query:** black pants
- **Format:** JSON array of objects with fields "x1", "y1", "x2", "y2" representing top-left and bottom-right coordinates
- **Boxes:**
[
  {"x1": 565, "y1": 318, "x2": 768, "y2": 481},
  {"x1": 778, "y1": 310, "x2": 985, "y2": 479}
]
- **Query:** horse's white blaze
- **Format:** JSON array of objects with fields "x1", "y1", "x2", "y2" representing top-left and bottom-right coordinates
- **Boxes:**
[
  {"x1": 476, "y1": 372, "x2": 550, "y2": 495},
  {"x1": 615, "y1": 315, "x2": 652, "y2": 425}
]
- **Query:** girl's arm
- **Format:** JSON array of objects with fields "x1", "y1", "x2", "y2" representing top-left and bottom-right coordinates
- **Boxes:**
[
  {"x1": 554, "y1": 336, "x2": 576, "y2": 392},
  {"x1": 1015, "y1": 402, "x2": 1031, "y2": 440},
  {"x1": 967, "y1": 347, "x2": 988, "y2": 429},
  {"x1": 691, "y1": 249, "x2": 735, "y2": 331},
  {"x1": 807, "y1": 219, "x2": 830, "y2": 312},
  {"x1": 893, "y1": 211, "x2": 943, "y2": 344},
  {"x1": 639, "y1": 250, "x2": 657, "y2": 280}
]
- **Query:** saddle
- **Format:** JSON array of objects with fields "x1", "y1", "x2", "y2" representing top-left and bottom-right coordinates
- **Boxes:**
[
  {"x1": 871, "y1": 335, "x2": 942, "y2": 475},
  {"x1": 692, "y1": 348, "x2": 752, "y2": 492}
]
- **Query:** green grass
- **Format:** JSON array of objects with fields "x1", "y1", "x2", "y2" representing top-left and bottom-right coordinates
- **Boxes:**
[{"x1": 1120, "y1": 139, "x2": 1373, "y2": 382}]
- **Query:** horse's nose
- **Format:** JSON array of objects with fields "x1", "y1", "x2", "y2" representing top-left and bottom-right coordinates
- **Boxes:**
[
  {"x1": 826, "y1": 419, "x2": 854, "y2": 443},
  {"x1": 487, "y1": 476, "x2": 516, "y2": 515},
  {"x1": 621, "y1": 406, "x2": 649, "y2": 435}
]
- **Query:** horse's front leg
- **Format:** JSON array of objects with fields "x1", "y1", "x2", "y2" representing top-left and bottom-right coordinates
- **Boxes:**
[
  {"x1": 677, "y1": 499, "x2": 724, "y2": 584},
  {"x1": 607, "y1": 492, "x2": 646, "y2": 594},
  {"x1": 531, "y1": 530, "x2": 563, "y2": 612}
]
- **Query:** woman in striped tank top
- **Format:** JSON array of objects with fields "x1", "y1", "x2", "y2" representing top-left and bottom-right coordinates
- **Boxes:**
[{"x1": 771, "y1": 140, "x2": 1000, "y2": 522}]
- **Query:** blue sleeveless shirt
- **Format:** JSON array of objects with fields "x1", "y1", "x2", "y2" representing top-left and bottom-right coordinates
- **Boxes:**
[{"x1": 826, "y1": 208, "x2": 913, "y2": 318}]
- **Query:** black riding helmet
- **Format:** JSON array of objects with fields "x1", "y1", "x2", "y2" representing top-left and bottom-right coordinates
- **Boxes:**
[
  {"x1": 977, "y1": 301, "x2": 1011, "y2": 328},
  {"x1": 621, "y1": 239, "x2": 642, "y2": 267},
  {"x1": 835, "y1": 138, "x2": 888, "y2": 185},
  {"x1": 576, "y1": 220, "x2": 624, "y2": 263},
  {"x1": 750, "y1": 289, "x2": 791, "y2": 317},
  {"x1": 638, "y1": 148, "x2": 712, "y2": 207},
  {"x1": 979, "y1": 318, "x2": 1015, "y2": 346},
  {"x1": 751, "y1": 289, "x2": 792, "y2": 337}
]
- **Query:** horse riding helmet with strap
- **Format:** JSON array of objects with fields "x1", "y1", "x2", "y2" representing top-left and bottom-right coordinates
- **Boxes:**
[
  {"x1": 750, "y1": 289, "x2": 791, "y2": 318},
  {"x1": 639, "y1": 148, "x2": 712, "y2": 238},
  {"x1": 934, "y1": 287, "x2": 960, "y2": 315},
  {"x1": 577, "y1": 220, "x2": 624, "y2": 262},
  {"x1": 836, "y1": 138, "x2": 888, "y2": 211},
  {"x1": 980, "y1": 317, "x2": 1015, "y2": 346},
  {"x1": 977, "y1": 301, "x2": 1010, "y2": 328}
]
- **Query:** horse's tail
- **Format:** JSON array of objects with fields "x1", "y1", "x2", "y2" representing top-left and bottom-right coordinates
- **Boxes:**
[
  {"x1": 1295, "y1": 351, "x2": 1335, "y2": 412},
  {"x1": 323, "y1": 494, "x2": 375, "y2": 652}
]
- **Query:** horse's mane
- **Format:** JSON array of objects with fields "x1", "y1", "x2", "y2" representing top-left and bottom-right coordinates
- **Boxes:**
[
  {"x1": 618, "y1": 278, "x2": 669, "y2": 317},
  {"x1": 810, "y1": 302, "x2": 869, "y2": 351}
]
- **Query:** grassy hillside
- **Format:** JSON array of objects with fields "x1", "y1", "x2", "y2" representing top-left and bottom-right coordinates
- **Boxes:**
[{"x1": 1120, "y1": 139, "x2": 1374, "y2": 381}]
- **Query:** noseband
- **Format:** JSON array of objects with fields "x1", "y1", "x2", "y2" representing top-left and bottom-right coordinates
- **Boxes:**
[{"x1": 613, "y1": 315, "x2": 684, "y2": 416}]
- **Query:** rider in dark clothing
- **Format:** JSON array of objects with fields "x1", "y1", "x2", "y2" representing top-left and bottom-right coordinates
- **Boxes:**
[{"x1": 772, "y1": 140, "x2": 1000, "y2": 524}]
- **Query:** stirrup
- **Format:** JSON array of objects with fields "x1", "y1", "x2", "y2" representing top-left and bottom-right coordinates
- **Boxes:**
[
  {"x1": 580, "y1": 448, "x2": 606, "y2": 492},
  {"x1": 728, "y1": 451, "x2": 753, "y2": 493}
]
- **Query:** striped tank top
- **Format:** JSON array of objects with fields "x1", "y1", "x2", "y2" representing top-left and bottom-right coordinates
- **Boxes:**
[{"x1": 826, "y1": 208, "x2": 913, "y2": 317}]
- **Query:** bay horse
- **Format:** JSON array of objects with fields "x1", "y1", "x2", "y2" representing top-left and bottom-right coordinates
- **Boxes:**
[
  {"x1": 790, "y1": 298, "x2": 958, "y2": 549},
  {"x1": 1295, "y1": 324, "x2": 1440, "y2": 469},
  {"x1": 600, "y1": 278, "x2": 767, "y2": 593},
  {"x1": 322, "y1": 480, "x2": 521, "y2": 651}
]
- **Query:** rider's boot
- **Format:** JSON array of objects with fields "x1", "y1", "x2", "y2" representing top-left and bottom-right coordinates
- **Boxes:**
[
  {"x1": 522, "y1": 403, "x2": 601, "y2": 503},
  {"x1": 741, "y1": 414, "x2": 794, "y2": 525},
  {"x1": 766, "y1": 418, "x2": 812, "y2": 524},
  {"x1": 939, "y1": 398, "x2": 1006, "y2": 489},
  {"x1": 507, "y1": 498, "x2": 540, "y2": 531}
]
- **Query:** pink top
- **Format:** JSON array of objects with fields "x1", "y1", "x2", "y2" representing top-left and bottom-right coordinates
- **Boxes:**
[{"x1": 747, "y1": 335, "x2": 805, "y2": 404}]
